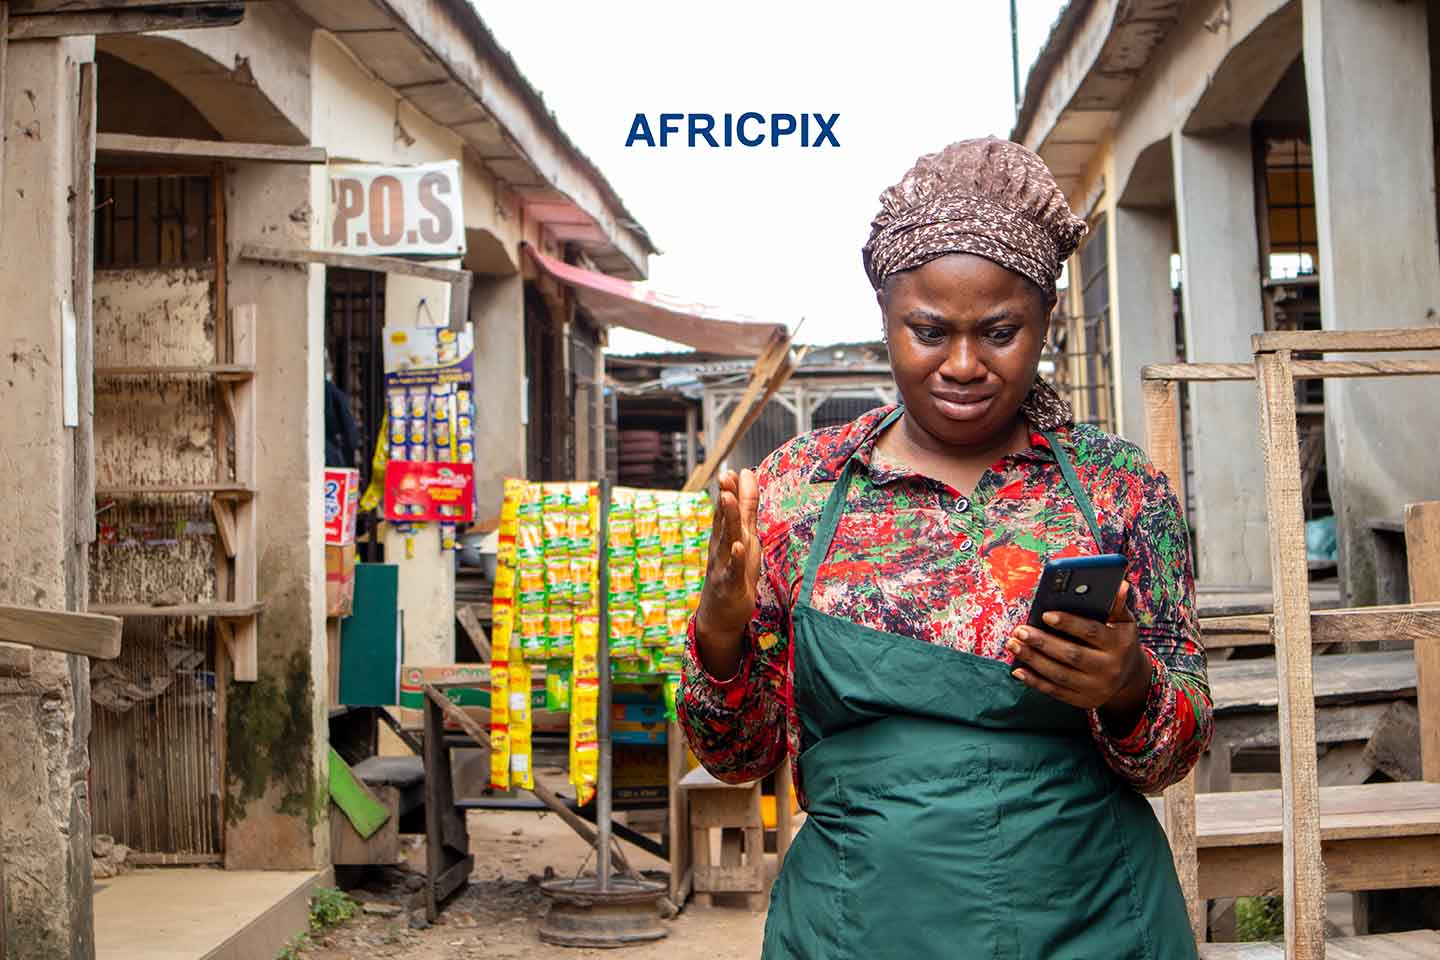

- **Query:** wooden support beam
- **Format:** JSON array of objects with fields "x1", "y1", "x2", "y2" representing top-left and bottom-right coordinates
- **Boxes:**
[
  {"x1": 1141, "y1": 378, "x2": 1203, "y2": 939},
  {"x1": 421, "y1": 683, "x2": 638, "y2": 878},
  {"x1": 96, "y1": 133, "x2": 325, "y2": 165},
  {"x1": 240, "y1": 244, "x2": 472, "y2": 331},
  {"x1": 7, "y1": 4, "x2": 242, "y2": 39},
  {"x1": 684, "y1": 335, "x2": 797, "y2": 491},
  {"x1": 1143, "y1": 359, "x2": 1440, "y2": 383},
  {"x1": 211, "y1": 498, "x2": 237, "y2": 559},
  {"x1": 1252, "y1": 326, "x2": 1440, "y2": 354},
  {"x1": 454, "y1": 604, "x2": 490, "y2": 660},
  {"x1": 1255, "y1": 349, "x2": 1326, "y2": 958},
  {"x1": 1407, "y1": 501, "x2": 1440, "y2": 781},
  {"x1": 0, "y1": 604, "x2": 121, "y2": 659},
  {"x1": 1200, "y1": 603, "x2": 1440, "y2": 648},
  {"x1": 9, "y1": 0, "x2": 235, "y2": 10},
  {"x1": 215, "y1": 616, "x2": 257, "y2": 682}
]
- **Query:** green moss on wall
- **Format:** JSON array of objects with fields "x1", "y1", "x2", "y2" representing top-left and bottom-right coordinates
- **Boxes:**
[{"x1": 225, "y1": 650, "x2": 315, "y2": 826}]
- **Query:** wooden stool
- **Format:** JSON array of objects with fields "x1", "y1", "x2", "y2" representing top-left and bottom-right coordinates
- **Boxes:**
[{"x1": 680, "y1": 766, "x2": 767, "y2": 909}]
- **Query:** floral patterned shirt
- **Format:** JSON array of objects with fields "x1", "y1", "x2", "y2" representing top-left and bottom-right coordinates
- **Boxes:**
[{"x1": 679, "y1": 404, "x2": 1211, "y2": 803}]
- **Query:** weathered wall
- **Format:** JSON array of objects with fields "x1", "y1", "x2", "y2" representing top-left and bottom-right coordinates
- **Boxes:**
[
  {"x1": 222, "y1": 160, "x2": 329, "y2": 870},
  {"x1": 0, "y1": 36, "x2": 96, "y2": 959},
  {"x1": 1304, "y1": 0, "x2": 1440, "y2": 604}
]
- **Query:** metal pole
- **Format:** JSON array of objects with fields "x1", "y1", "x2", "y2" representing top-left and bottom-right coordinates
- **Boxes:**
[
  {"x1": 1010, "y1": 0, "x2": 1021, "y2": 116},
  {"x1": 595, "y1": 477, "x2": 613, "y2": 891}
]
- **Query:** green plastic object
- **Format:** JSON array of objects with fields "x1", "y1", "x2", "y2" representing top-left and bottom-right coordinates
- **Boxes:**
[{"x1": 328, "y1": 746, "x2": 390, "y2": 840}]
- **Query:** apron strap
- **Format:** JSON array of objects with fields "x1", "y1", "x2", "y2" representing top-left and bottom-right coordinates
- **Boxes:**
[
  {"x1": 1042, "y1": 429, "x2": 1105, "y2": 549},
  {"x1": 797, "y1": 407, "x2": 903, "y2": 606}
]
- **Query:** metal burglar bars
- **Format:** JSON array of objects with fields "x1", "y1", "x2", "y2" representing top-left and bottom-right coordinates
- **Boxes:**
[{"x1": 1142, "y1": 327, "x2": 1440, "y2": 959}]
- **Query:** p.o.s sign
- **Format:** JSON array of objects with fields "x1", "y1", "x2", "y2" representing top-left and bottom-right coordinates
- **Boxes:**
[{"x1": 328, "y1": 160, "x2": 466, "y2": 257}]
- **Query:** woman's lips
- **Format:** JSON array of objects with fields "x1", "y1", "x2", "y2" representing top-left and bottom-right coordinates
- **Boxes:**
[{"x1": 930, "y1": 391, "x2": 996, "y2": 421}]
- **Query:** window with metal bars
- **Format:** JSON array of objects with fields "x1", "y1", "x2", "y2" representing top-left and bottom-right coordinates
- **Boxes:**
[{"x1": 95, "y1": 175, "x2": 215, "y2": 268}]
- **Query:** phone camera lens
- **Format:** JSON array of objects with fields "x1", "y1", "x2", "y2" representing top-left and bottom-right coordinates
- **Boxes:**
[{"x1": 1074, "y1": 584, "x2": 1090, "y2": 595}]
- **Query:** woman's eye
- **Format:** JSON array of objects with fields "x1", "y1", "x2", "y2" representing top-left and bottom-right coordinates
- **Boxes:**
[
  {"x1": 912, "y1": 325, "x2": 946, "y2": 344},
  {"x1": 986, "y1": 327, "x2": 1020, "y2": 345}
]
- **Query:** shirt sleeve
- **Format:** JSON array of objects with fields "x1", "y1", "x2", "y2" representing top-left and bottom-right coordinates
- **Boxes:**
[
  {"x1": 678, "y1": 459, "x2": 793, "y2": 785},
  {"x1": 1088, "y1": 459, "x2": 1213, "y2": 794}
]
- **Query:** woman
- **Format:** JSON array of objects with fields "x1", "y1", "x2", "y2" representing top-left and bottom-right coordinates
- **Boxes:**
[{"x1": 679, "y1": 138, "x2": 1211, "y2": 959}]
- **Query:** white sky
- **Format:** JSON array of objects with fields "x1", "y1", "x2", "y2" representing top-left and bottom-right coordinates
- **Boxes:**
[{"x1": 469, "y1": 1, "x2": 1069, "y2": 352}]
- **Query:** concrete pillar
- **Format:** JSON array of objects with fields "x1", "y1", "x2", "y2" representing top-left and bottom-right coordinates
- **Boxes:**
[
  {"x1": 1173, "y1": 128, "x2": 1271, "y2": 585},
  {"x1": 1109, "y1": 204, "x2": 1176, "y2": 444},
  {"x1": 0, "y1": 38, "x2": 96, "y2": 958},
  {"x1": 472, "y1": 271, "x2": 526, "y2": 518},
  {"x1": 222, "y1": 162, "x2": 329, "y2": 869},
  {"x1": 1304, "y1": 0, "x2": 1440, "y2": 605}
]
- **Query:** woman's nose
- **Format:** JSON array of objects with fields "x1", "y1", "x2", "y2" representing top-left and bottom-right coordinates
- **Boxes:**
[{"x1": 937, "y1": 336, "x2": 986, "y2": 382}]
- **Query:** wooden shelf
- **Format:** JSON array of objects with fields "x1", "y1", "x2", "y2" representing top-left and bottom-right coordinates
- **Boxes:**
[
  {"x1": 96, "y1": 364, "x2": 255, "y2": 382},
  {"x1": 89, "y1": 602, "x2": 262, "y2": 619},
  {"x1": 96, "y1": 483, "x2": 254, "y2": 500}
]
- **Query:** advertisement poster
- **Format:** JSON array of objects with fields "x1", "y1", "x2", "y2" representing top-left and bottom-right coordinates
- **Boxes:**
[
  {"x1": 328, "y1": 159, "x2": 466, "y2": 258},
  {"x1": 383, "y1": 460, "x2": 475, "y2": 523}
]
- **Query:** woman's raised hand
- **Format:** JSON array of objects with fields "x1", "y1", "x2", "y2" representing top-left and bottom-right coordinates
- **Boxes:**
[{"x1": 693, "y1": 468, "x2": 762, "y2": 679}]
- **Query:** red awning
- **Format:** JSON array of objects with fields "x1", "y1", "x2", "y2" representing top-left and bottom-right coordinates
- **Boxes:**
[{"x1": 524, "y1": 244, "x2": 787, "y2": 357}]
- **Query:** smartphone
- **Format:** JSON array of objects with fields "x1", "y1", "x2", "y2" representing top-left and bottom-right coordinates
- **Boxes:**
[{"x1": 1026, "y1": 554, "x2": 1128, "y2": 630}]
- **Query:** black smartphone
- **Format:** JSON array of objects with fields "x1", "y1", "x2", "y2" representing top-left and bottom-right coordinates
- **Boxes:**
[{"x1": 1026, "y1": 554, "x2": 1128, "y2": 630}]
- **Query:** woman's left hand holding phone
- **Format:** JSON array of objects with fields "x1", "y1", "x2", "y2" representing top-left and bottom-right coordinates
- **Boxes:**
[{"x1": 1005, "y1": 581, "x2": 1153, "y2": 733}]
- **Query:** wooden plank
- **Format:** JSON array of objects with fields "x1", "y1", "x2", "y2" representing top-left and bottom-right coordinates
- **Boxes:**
[
  {"x1": 1201, "y1": 603, "x2": 1440, "y2": 648},
  {"x1": 1208, "y1": 650, "x2": 1416, "y2": 714},
  {"x1": 455, "y1": 604, "x2": 491, "y2": 660},
  {"x1": 1143, "y1": 359, "x2": 1440, "y2": 382},
  {"x1": 684, "y1": 336, "x2": 795, "y2": 491},
  {"x1": 96, "y1": 364, "x2": 254, "y2": 379},
  {"x1": 1140, "y1": 377, "x2": 1203, "y2": 939},
  {"x1": 1215, "y1": 702, "x2": 1390, "y2": 753},
  {"x1": 1363, "y1": 701, "x2": 1422, "y2": 783},
  {"x1": 687, "y1": 788, "x2": 762, "y2": 830},
  {"x1": 1200, "y1": 930, "x2": 1440, "y2": 959},
  {"x1": 7, "y1": 5, "x2": 242, "y2": 39},
  {"x1": 89, "y1": 601, "x2": 261, "y2": 618},
  {"x1": 775, "y1": 759, "x2": 794, "y2": 864},
  {"x1": 95, "y1": 133, "x2": 325, "y2": 165},
  {"x1": 211, "y1": 498, "x2": 237, "y2": 559},
  {"x1": 668, "y1": 720, "x2": 689, "y2": 904},
  {"x1": 1406, "y1": 501, "x2": 1440, "y2": 781},
  {"x1": 72, "y1": 59, "x2": 95, "y2": 559},
  {"x1": 1253, "y1": 326, "x2": 1440, "y2": 354},
  {"x1": 0, "y1": 603, "x2": 120, "y2": 658},
  {"x1": 9, "y1": 0, "x2": 236, "y2": 10},
  {"x1": 239, "y1": 243, "x2": 471, "y2": 285},
  {"x1": 1199, "y1": 836, "x2": 1440, "y2": 900},
  {"x1": 1254, "y1": 348, "x2": 1325, "y2": 958},
  {"x1": 693, "y1": 864, "x2": 764, "y2": 894},
  {"x1": 125, "y1": 852, "x2": 223, "y2": 867},
  {"x1": 95, "y1": 482, "x2": 254, "y2": 498}
]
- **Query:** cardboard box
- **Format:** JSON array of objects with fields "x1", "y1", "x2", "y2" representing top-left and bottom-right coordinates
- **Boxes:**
[
  {"x1": 326, "y1": 543, "x2": 356, "y2": 617},
  {"x1": 324, "y1": 468, "x2": 360, "y2": 546}
]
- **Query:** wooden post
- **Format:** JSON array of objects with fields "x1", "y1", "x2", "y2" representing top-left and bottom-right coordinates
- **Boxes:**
[
  {"x1": 1405, "y1": 501, "x2": 1440, "y2": 780},
  {"x1": 1142, "y1": 378, "x2": 1204, "y2": 940},
  {"x1": 1254, "y1": 348, "x2": 1326, "y2": 959}
]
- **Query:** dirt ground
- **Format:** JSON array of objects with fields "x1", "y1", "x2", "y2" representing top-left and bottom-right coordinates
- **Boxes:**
[{"x1": 299, "y1": 800, "x2": 771, "y2": 960}]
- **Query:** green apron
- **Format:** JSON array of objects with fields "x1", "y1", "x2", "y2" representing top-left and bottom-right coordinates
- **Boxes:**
[{"x1": 762, "y1": 409, "x2": 1197, "y2": 960}]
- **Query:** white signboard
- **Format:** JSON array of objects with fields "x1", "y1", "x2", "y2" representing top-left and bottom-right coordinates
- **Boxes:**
[{"x1": 328, "y1": 160, "x2": 466, "y2": 257}]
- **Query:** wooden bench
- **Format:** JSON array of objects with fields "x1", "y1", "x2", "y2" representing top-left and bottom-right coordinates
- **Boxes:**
[
  {"x1": 1198, "y1": 929, "x2": 1440, "y2": 958},
  {"x1": 680, "y1": 766, "x2": 769, "y2": 910},
  {"x1": 1143, "y1": 330, "x2": 1440, "y2": 956}
]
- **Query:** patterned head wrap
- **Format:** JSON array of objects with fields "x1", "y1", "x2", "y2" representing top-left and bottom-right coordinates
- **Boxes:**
[{"x1": 863, "y1": 138, "x2": 1087, "y2": 430}]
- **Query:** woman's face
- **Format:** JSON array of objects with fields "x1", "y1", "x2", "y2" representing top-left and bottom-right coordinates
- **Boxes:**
[{"x1": 880, "y1": 253, "x2": 1050, "y2": 448}]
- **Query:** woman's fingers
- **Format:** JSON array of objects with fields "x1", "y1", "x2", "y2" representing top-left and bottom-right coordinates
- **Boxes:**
[
  {"x1": 1011, "y1": 663, "x2": 1083, "y2": 707},
  {"x1": 1008, "y1": 629, "x2": 1092, "y2": 692},
  {"x1": 736, "y1": 468, "x2": 760, "y2": 541},
  {"x1": 1108, "y1": 580, "x2": 1135, "y2": 623}
]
